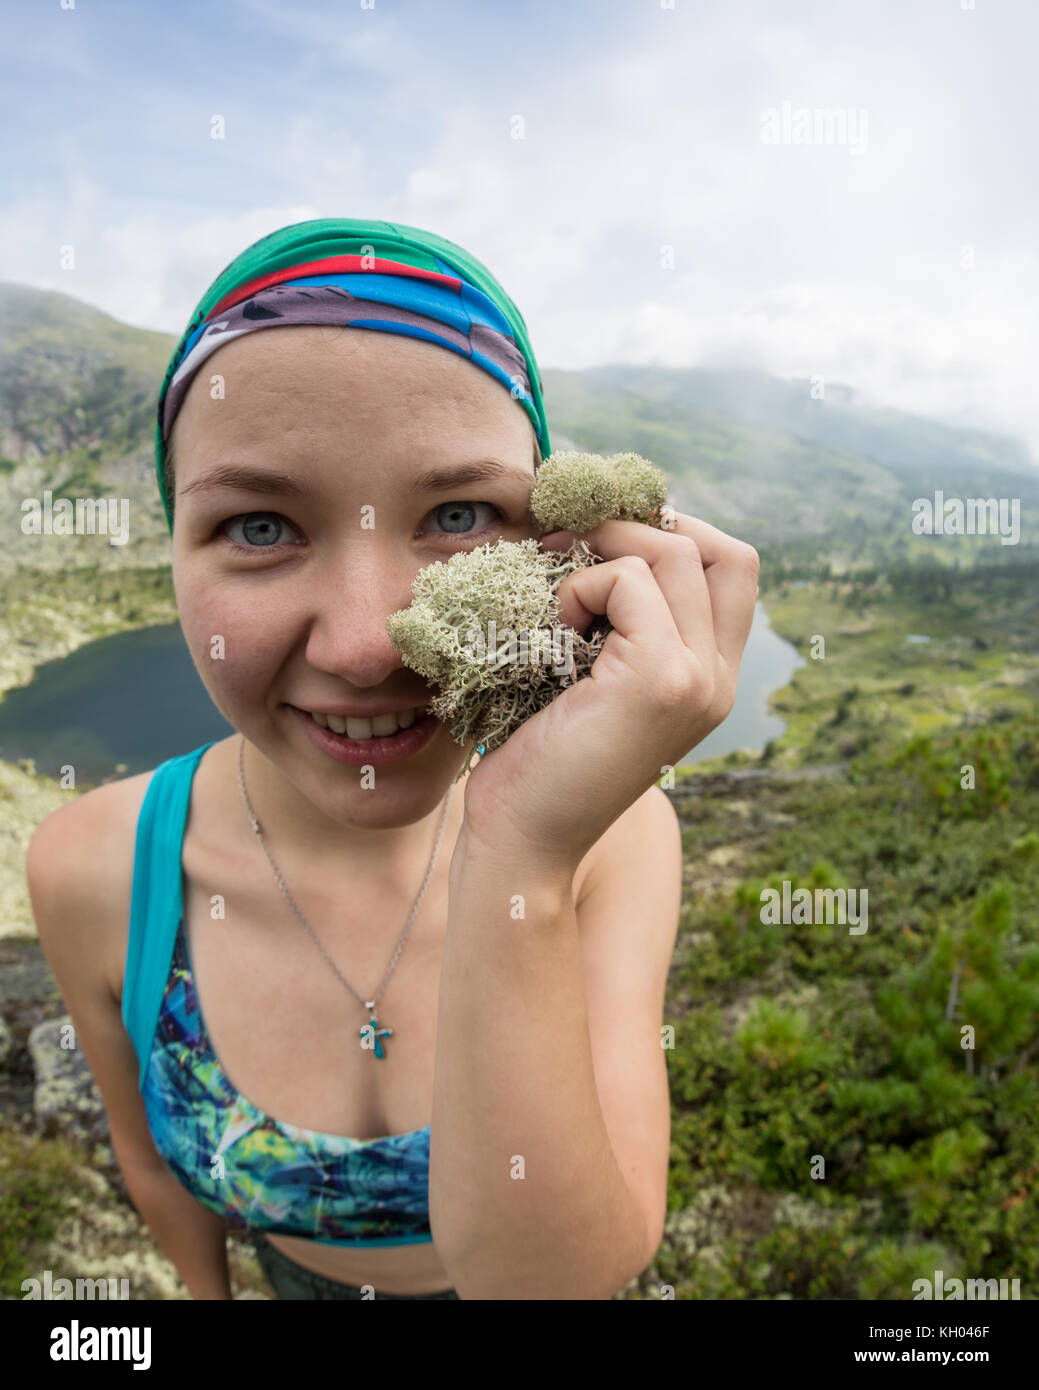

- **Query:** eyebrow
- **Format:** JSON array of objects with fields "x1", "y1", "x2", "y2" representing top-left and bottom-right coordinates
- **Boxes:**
[{"x1": 178, "y1": 458, "x2": 534, "y2": 501}]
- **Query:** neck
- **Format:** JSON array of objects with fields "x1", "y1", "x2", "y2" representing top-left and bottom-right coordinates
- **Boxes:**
[{"x1": 233, "y1": 736, "x2": 466, "y2": 888}]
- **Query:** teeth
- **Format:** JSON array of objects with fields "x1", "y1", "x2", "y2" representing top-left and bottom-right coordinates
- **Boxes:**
[{"x1": 309, "y1": 707, "x2": 427, "y2": 739}]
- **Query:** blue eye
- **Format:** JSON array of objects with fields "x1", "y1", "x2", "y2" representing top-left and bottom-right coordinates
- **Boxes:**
[
  {"x1": 217, "y1": 502, "x2": 503, "y2": 555},
  {"x1": 425, "y1": 501, "x2": 499, "y2": 537},
  {"x1": 222, "y1": 512, "x2": 303, "y2": 550}
]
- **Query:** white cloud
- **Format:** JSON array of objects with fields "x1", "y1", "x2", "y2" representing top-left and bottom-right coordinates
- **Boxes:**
[{"x1": 2, "y1": 0, "x2": 1036, "y2": 463}]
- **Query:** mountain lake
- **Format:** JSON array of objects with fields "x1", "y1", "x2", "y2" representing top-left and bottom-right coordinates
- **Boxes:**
[{"x1": 0, "y1": 603, "x2": 803, "y2": 786}]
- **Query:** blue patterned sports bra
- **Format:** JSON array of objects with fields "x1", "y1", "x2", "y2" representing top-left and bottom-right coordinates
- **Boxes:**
[{"x1": 122, "y1": 742, "x2": 433, "y2": 1248}]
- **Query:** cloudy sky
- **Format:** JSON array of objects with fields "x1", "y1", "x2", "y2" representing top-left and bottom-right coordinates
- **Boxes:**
[{"x1": 3, "y1": 0, "x2": 1036, "y2": 461}]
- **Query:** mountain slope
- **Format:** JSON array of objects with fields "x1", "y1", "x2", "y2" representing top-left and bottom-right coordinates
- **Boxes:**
[
  {"x1": 1, "y1": 282, "x2": 1035, "y2": 559},
  {"x1": 550, "y1": 364, "x2": 1036, "y2": 481}
]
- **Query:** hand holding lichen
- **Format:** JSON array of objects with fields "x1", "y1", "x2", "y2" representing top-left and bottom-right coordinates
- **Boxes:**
[
  {"x1": 385, "y1": 451, "x2": 669, "y2": 780},
  {"x1": 386, "y1": 536, "x2": 607, "y2": 777}
]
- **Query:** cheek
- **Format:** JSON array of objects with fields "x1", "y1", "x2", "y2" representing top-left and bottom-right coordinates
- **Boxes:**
[{"x1": 174, "y1": 568, "x2": 290, "y2": 714}]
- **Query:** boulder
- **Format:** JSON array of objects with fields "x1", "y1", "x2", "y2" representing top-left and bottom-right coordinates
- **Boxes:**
[{"x1": 29, "y1": 1015, "x2": 109, "y2": 1147}]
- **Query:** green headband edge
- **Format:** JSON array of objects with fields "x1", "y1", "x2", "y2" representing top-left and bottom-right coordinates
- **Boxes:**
[{"x1": 155, "y1": 218, "x2": 552, "y2": 534}]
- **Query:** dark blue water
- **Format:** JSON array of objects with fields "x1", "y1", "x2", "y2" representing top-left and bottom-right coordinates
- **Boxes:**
[
  {"x1": 0, "y1": 624, "x2": 233, "y2": 786},
  {"x1": 681, "y1": 603, "x2": 806, "y2": 766},
  {"x1": 0, "y1": 605, "x2": 803, "y2": 785}
]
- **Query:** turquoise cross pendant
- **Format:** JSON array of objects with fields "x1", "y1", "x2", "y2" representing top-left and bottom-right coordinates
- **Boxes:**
[{"x1": 361, "y1": 1002, "x2": 393, "y2": 1060}]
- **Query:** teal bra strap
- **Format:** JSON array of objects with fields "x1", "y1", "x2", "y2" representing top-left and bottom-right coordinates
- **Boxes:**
[{"x1": 122, "y1": 742, "x2": 217, "y2": 1090}]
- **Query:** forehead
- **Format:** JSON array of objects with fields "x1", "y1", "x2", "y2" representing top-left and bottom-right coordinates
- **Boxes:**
[
  {"x1": 184, "y1": 323, "x2": 517, "y2": 405},
  {"x1": 168, "y1": 326, "x2": 536, "y2": 472}
]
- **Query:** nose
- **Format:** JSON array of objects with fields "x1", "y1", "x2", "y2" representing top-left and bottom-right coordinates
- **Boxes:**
[{"x1": 301, "y1": 543, "x2": 428, "y2": 689}]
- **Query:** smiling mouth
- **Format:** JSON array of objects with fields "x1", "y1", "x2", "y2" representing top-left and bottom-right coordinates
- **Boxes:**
[{"x1": 299, "y1": 705, "x2": 433, "y2": 740}]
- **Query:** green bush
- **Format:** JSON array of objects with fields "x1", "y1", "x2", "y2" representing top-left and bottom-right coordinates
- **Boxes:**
[
  {"x1": 657, "y1": 711, "x2": 1039, "y2": 1298},
  {"x1": 0, "y1": 1131, "x2": 82, "y2": 1297}
]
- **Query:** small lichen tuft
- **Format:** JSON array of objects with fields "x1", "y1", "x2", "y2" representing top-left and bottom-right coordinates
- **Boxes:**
[
  {"x1": 529, "y1": 450, "x2": 669, "y2": 532},
  {"x1": 528, "y1": 452, "x2": 621, "y2": 534},
  {"x1": 609, "y1": 452, "x2": 669, "y2": 524}
]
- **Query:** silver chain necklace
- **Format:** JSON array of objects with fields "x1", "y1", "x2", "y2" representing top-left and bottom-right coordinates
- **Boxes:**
[{"x1": 236, "y1": 735, "x2": 452, "y2": 1060}]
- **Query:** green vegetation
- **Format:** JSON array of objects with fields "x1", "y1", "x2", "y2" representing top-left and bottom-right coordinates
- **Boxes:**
[
  {"x1": 648, "y1": 712, "x2": 1039, "y2": 1300},
  {"x1": 0, "y1": 1130, "x2": 82, "y2": 1295},
  {"x1": 749, "y1": 548, "x2": 1039, "y2": 771},
  {"x1": 631, "y1": 539, "x2": 1039, "y2": 1300}
]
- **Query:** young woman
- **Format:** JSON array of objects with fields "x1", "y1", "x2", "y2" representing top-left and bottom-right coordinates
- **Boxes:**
[{"x1": 26, "y1": 218, "x2": 759, "y2": 1300}]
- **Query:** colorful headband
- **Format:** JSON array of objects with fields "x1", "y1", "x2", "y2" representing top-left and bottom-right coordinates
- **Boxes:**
[{"x1": 155, "y1": 219, "x2": 552, "y2": 533}]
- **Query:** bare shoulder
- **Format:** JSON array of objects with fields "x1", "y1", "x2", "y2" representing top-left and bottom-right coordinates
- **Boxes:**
[
  {"x1": 28, "y1": 768, "x2": 156, "y2": 877},
  {"x1": 574, "y1": 785, "x2": 682, "y2": 914},
  {"x1": 26, "y1": 768, "x2": 158, "y2": 1001}
]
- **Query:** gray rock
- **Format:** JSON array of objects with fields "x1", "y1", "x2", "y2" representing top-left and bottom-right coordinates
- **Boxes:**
[
  {"x1": 29, "y1": 1015, "x2": 109, "y2": 1147},
  {"x1": 0, "y1": 940, "x2": 63, "y2": 1010}
]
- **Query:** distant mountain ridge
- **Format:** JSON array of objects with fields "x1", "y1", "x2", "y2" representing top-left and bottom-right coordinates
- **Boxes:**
[
  {"x1": 0, "y1": 282, "x2": 170, "y2": 463},
  {"x1": 0, "y1": 281, "x2": 1034, "y2": 559},
  {"x1": 553, "y1": 364, "x2": 1035, "y2": 479},
  {"x1": 540, "y1": 365, "x2": 1037, "y2": 542}
]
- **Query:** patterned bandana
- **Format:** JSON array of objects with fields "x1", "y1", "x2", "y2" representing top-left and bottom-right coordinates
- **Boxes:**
[{"x1": 155, "y1": 218, "x2": 551, "y2": 534}]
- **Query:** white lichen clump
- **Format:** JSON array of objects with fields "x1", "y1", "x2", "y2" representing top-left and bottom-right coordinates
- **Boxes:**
[
  {"x1": 386, "y1": 450, "x2": 669, "y2": 780},
  {"x1": 529, "y1": 450, "x2": 668, "y2": 532}
]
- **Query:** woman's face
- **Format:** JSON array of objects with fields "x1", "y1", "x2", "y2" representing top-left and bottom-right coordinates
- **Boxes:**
[{"x1": 168, "y1": 324, "x2": 540, "y2": 828}]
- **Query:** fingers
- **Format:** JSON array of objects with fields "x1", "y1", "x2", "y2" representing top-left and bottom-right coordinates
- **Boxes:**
[
  {"x1": 553, "y1": 552, "x2": 692, "y2": 682},
  {"x1": 671, "y1": 514, "x2": 759, "y2": 668},
  {"x1": 545, "y1": 523, "x2": 716, "y2": 667},
  {"x1": 542, "y1": 514, "x2": 758, "y2": 669}
]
